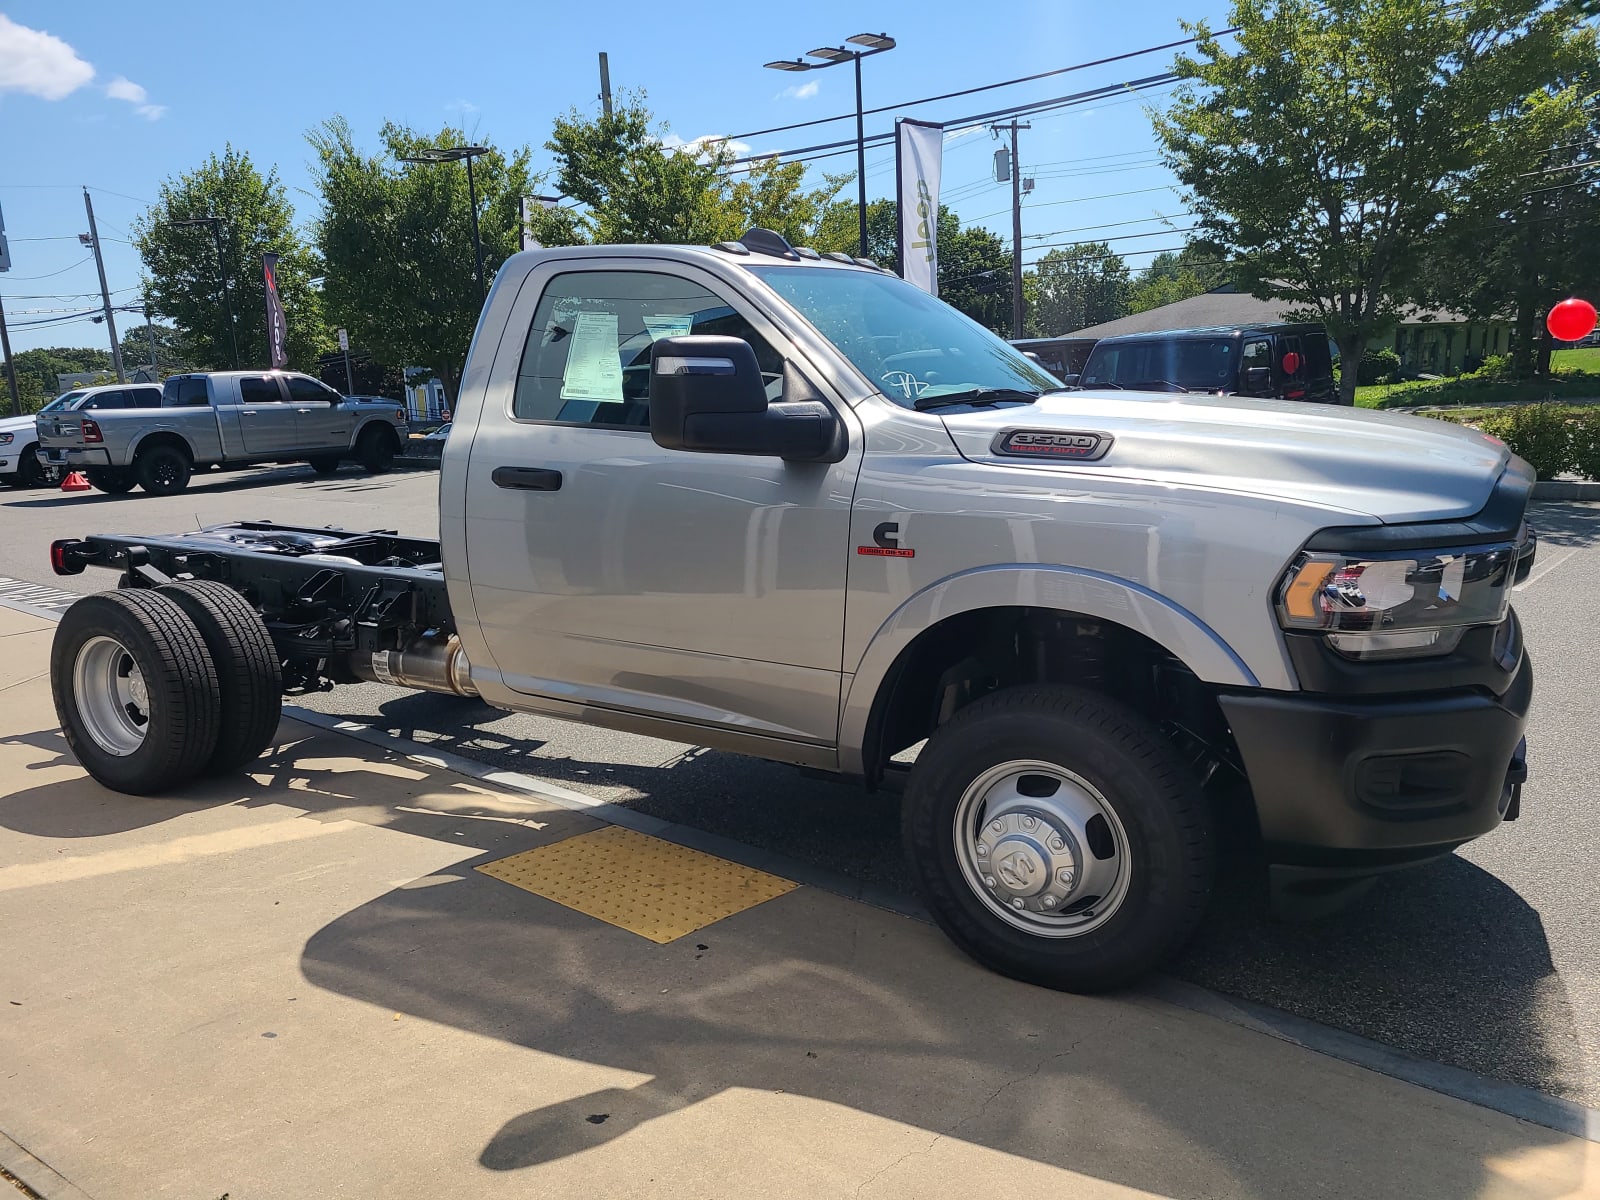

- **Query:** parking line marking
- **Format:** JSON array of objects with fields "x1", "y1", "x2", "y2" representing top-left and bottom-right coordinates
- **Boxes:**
[
  {"x1": 1515, "y1": 546, "x2": 1578, "y2": 592},
  {"x1": 476, "y1": 825, "x2": 798, "y2": 943}
]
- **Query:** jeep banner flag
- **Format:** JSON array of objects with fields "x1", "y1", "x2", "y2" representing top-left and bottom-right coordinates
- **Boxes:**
[
  {"x1": 262, "y1": 252, "x2": 288, "y2": 369},
  {"x1": 896, "y1": 119, "x2": 944, "y2": 296}
]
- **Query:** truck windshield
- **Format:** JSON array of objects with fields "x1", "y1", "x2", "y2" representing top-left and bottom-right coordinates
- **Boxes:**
[
  {"x1": 39, "y1": 392, "x2": 86, "y2": 413},
  {"x1": 747, "y1": 265, "x2": 1060, "y2": 407},
  {"x1": 1079, "y1": 338, "x2": 1239, "y2": 393}
]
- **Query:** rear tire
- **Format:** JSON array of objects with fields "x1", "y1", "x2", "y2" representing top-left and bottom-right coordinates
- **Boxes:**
[
  {"x1": 86, "y1": 468, "x2": 136, "y2": 495},
  {"x1": 356, "y1": 426, "x2": 398, "y2": 473},
  {"x1": 51, "y1": 590, "x2": 221, "y2": 794},
  {"x1": 135, "y1": 444, "x2": 192, "y2": 495},
  {"x1": 15, "y1": 445, "x2": 46, "y2": 488},
  {"x1": 308, "y1": 455, "x2": 343, "y2": 477},
  {"x1": 901, "y1": 684, "x2": 1214, "y2": 993},
  {"x1": 157, "y1": 581, "x2": 282, "y2": 775}
]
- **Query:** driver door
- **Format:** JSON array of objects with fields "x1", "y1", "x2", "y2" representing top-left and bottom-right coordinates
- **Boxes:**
[{"x1": 462, "y1": 261, "x2": 863, "y2": 749}]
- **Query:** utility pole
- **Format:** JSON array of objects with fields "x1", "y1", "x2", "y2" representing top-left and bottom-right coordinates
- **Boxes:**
[
  {"x1": 991, "y1": 121, "x2": 1031, "y2": 339},
  {"x1": 0, "y1": 292, "x2": 20, "y2": 417},
  {"x1": 83, "y1": 189, "x2": 126, "y2": 383},
  {"x1": 599, "y1": 52, "x2": 613, "y2": 119},
  {"x1": 143, "y1": 298, "x2": 157, "y2": 372}
]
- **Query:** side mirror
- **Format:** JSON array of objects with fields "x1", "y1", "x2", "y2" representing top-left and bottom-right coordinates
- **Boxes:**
[
  {"x1": 1243, "y1": 366, "x2": 1272, "y2": 392},
  {"x1": 649, "y1": 334, "x2": 842, "y2": 462}
]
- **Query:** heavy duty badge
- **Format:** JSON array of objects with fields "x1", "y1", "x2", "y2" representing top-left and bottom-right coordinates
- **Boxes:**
[{"x1": 992, "y1": 429, "x2": 1113, "y2": 461}]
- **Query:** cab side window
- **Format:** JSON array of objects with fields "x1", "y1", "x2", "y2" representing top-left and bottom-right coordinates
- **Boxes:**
[
  {"x1": 1240, "y1": 340, "x2": 1273, "y2": 395},
  {"x1": 238, "y1": 377, "x2": 286, "y2": 404},
  {"x1": 285, "y1": 376, "x2": 341, "y2": 404},
  {"x1": 164, "y1": 377, "x2": 211, "y2": 407},
  {"x1": 512, "y1": 270, "x2": 784, "y2": 428}
]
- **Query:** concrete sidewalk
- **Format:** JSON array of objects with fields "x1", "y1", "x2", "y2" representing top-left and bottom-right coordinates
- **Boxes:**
[{"x1": 0, "y1": 604, "x2": 1593, "y2": 1199}]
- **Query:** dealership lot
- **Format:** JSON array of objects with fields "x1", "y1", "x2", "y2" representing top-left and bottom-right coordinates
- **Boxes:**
[{"x1": 2, "y1": 466, "x2": 1597, "y2": 1108}]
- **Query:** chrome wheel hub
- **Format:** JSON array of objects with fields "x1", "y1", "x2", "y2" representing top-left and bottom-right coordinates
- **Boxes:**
[
  {"x1": 954, "y1": 759, "x2": 1131, "y2": 938},
  {"x1": 73, "y1": 635, "x2": 151, "y2": 756}
]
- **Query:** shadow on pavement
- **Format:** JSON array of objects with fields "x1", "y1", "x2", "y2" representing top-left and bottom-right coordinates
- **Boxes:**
[
  {"x1": 0, "y1": 464, "x2": 417, "y2": 509},
  {"x1": 1528, "y1": 500, "x2": 1600, "y2": 547}
]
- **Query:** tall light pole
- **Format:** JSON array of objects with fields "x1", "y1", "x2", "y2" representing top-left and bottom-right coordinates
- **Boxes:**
[
  {"x1": 169, "y1": 216, "x2": 239, "y2": 369},
  {"x1": 766, "y1": 32, "x2": 896, "y2": 260},
  {"x1": 399, "y1": 145, "x2": 490, "y2": 303}
]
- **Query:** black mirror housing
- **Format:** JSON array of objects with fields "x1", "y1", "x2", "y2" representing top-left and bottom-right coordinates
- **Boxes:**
[{"x1": 649, "y1": 334, "x2": 843, "y2": 462}]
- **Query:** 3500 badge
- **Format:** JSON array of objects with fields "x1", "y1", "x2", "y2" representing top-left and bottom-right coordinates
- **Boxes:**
[{"x1": 991, "y1": 429, "x2": 1113, "y2": 461}]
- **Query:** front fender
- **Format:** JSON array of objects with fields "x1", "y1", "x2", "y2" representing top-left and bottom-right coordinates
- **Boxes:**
[{"x1": 837, "y1": 564, "x2": 1264, "y2": 777}]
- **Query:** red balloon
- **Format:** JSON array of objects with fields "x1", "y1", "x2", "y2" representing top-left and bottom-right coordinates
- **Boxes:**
[
  {"x1": 1546, "y1": 297, "x2": 1597, "y2": 342},
  {"x1": 1281, "y1": 351, "x2": 1302, "y2": 376}
]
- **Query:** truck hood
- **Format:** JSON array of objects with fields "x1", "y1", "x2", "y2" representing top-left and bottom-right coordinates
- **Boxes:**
[
  {"x1": 0, "y1": 413, "x2": 37, "y2": 436},
  {"x1": 939, "y1": 389, "x2": 1514, "y2": 523}
]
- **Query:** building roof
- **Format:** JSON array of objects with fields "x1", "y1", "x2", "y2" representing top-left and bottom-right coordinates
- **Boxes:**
[{"x1": 1066, "y1": 285, "x2": 1479, "y2": 340}]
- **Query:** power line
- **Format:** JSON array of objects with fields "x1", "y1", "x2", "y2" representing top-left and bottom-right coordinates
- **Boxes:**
[
  {"x1": 0, "y1": 259, "x2": 93, "y2": 283},
  {"x1": 727, "y1": 28, "x2": 1238, "y2": 142},
  {"x1": 966, "y1": 183, "x2": 1185, "y2": 223}
]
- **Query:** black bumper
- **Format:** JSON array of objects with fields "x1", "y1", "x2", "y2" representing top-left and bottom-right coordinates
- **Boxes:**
[{"x1": 1217, "y1": 653, "x2": 1531, "y2": 871}]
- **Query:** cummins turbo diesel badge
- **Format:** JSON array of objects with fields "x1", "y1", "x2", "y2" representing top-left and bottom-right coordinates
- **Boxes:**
[{"x1": 992, "y1": 429, "x2": 1113, "y2": 461}]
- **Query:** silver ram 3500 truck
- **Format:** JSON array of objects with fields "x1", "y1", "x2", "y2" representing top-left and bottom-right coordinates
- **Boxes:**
[
  {"x1": 45, "y1": 230, "x2": 1535, "y2": 992},
  {"x1": 37, "y1": 370, "x2": 409, "y2": 495}
]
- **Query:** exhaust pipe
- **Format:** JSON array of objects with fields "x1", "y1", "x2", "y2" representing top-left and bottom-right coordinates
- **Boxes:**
[{"x1": 348, "y1": 634, "x2": 477, "y2": 697}]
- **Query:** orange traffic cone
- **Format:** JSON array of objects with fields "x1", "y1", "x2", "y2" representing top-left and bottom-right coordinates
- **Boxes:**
[{"x1": 61, "y1": 471, "x2": 91, "y2": 492}]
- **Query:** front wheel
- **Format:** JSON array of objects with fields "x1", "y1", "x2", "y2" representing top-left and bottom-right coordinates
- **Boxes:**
[
  {"x1": 308, "y1": 454, "x2": 343, "y2": 477},
  {"x1": 15, "y1": 445, "x2": 47, "y2": 488},
  {"x1": 356, "y1": 426, "x2": 398, "y2": 474},
  {"x1": 902, "y1": 684, "x2": 1214, "y2": 993}
]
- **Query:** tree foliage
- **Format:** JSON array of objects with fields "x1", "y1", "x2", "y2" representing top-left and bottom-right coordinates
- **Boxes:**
[
  {"x1": 1416, "y1": 23, "x2": 1600, "y2": 375},
  {"x1": 309, "y1": 118, "x2": 536, "y2": 401},
  {"x1": 119, "y1": 322, "x2": 192, "y2": 372},
  {"x1": 6, "y1": 346, "x2": 112, "y2": 413},
  {"x1": 547, "y1": 95, "x2": 844, "y2": 247},
  {"x1": 1025, "y1": 243, "x2": 1132, "y2": 334},
  {"x1": 132, "y1": 146, "x2": 325, "y2": 371},
  {"x1": 1154, "y1": 0, "x2": 1570, "y2": 401},
  {"x1": 1129, "y1": 244, "x2": 1229, "y2": 314}
]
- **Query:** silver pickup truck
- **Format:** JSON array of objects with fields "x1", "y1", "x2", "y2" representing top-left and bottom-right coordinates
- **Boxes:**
[
  {"x1": 44, "y1": 229, "x2": 1536, "y2": 992},
  {"x1": 37, "y1": 370, "x2": 409, "y2": 495}
]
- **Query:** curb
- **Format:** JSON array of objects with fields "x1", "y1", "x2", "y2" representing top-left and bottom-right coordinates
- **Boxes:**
[
  {"x1": 1532, "y1": 480, "x2": 1600, "y2": 500},
  {"x1": 0, "y1": 1129, "x2": 96, "y2": 1200}
]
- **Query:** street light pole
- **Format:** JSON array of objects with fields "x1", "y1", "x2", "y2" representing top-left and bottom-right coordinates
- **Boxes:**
[
  {"x1": 399, "y1": 146, "x2": 491, "y2": 304},
  {"x1": 765, "y1": 33, "x2": 896, "y2": 261}
]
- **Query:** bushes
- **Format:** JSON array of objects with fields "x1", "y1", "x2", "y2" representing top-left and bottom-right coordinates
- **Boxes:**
[
  {"x1": 1470, "y1": 353, "x2": 1514, "y2": 380},
  {"x1": 1356, "y1": 346, "x2": 1402, "y2": 386},
  {"x1": 1421, "y1": 403, "x2": 1600, "y2": 480}
]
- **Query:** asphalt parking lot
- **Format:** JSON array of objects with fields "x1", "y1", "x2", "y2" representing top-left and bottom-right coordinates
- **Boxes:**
[{"x1": 2, "y1": 463, "x2": 1597, "y2": 1108}]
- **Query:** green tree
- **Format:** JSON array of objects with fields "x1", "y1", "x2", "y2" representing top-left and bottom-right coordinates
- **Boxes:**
[
  {"x1": 132, "y1": 146, "x2": 326, "y2": 371},
  {"x1": 7, "y1": 347, "x2": 112, "y2": 412},
  {"x1": 119, "y1": 322, "x2": 192, "y2": 372},
  {"x1": 548, "y1": 95, "x2": 842, "y2": 246},
  {"x1": 1026, "y1": 243, "x2": 1131, "y2": 335},
  {"x1": 309, "y1": 118, "x2": 539, "y2": 402},
  {"x1": 1417, "y1": 24, "x2": 1600, "y2": 375},
  {"x1": 1154, "y1": 0, "x2": 1569, "y2": 403},
  {"x1": 1129, "y1": 244, "x2": 1228, "y2": 314}
]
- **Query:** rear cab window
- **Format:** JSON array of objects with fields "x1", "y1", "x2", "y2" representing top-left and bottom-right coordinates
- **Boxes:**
[{"x1": 163, "y1": 376, "x2": 211, "y2": 407}]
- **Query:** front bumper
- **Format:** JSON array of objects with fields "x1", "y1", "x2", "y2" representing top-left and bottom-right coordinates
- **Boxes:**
[
  {"x1": 1218, "y1": 651, "x2": 1532, "y2": 870},
  {"x1": 41, "y1": 447, "x2": 112, "y2": 468}
]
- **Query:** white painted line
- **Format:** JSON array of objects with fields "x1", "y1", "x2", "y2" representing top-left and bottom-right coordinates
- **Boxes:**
[{"x1": 1515, "y1": 546, "x2": 1579, "y2": 591}]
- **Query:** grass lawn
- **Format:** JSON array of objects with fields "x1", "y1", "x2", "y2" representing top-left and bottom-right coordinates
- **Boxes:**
[
  {"x1": 1551, "y1": 346, "x2": 1600, "y2": 372},
  {"x1": 1353, "y1": 373, "x2": 1600, "y2": 410}
]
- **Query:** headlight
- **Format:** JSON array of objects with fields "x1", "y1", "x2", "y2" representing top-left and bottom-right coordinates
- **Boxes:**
[
  {"x1": 0, "y1": 432, "x2": 12, "y2": 446},
  {"x1": 1277, "y1": 539, "x2": 1522, "y2": 661}
]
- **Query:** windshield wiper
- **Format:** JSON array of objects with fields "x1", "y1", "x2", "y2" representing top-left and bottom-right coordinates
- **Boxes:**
[{"x1": 913, "y1": 387, "x2": 1041, "y2": 412}]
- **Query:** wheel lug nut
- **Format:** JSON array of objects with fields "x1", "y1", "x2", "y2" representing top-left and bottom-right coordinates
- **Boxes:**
[
  {"x1": 1042, "y1": 896, "x2": 1056, "y2": 909},
  {"x1": 990, "y1": 820, "x2": 1004, "y2": 834},
  {"x1": 975, "y1": 843, "x2": 988, "y2": 856},
  {"x1": 984, "y1": 876, "x2": 997, "y2": 888},
  {"x1": 1056, "y1": 868, "x2": 1075, "y2": 886},
  {"x1": 1048, "y1": 835, "x2": 1065, "y2": 852},
  {"x1": 1021, "y1": 815, "x2": 1038, "y2": 830},
  {"x1": 1012, "y1": 898, "x2": 1025, "y2": 910}
]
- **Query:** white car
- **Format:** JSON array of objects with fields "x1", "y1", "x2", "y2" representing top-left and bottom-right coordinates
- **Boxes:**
[{"x1": 1, "y1": 383, "x2": 162, "y2": 489}]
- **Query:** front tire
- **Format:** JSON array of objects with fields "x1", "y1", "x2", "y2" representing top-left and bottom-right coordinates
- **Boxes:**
[
  {"x1": 356, "y1": 426, "x2": 398, "y2": 473},
  {"x1": 157, "y1": 581, "x2": 282, "y2": 775},
  {"x1": 51, "y1": 590, "x2": 222, "y2": 794},
  {"x1": 135, "y1": 444, "x2": 192, "y2": 495},
  {"x1": 902, "y1": 684, "x2": 1214, "y2": 992},
  {"x1": 15, "y1": 445, "x2": 47, "y2": 488},
  {"x1": 308, "y1": 454, "x2": 343, "y2": 477}
]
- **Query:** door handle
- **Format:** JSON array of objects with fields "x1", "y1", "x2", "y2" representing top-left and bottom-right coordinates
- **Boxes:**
[
  {"x1": 492, "y1": 466, "x2": 563, "y2": 491},
  {"x1": 242, "y1": 410, "x2": 257, "y2": 415}
]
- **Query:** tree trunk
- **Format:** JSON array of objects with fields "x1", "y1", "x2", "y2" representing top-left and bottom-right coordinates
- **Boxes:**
[
  {"x1": 438, "y1": 362, "x2": 461, "y2": 408},
  {"x1": 1536, "y1": 326, "x2": 1554, "y2": 378},
  {"x1": 1337, "y1": 333, "x2": 1366, "y2": 406},
  {"x1": 1512, "y1": 292, "x2": 1538, "y2": 379}
]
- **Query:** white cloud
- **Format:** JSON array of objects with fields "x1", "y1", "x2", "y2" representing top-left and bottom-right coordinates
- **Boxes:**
[
  {"x1": 660, "y1": 133, "x2": 753, "y2": 159},
  {"x1": 105, "y1": 74, "x2": 165, "y2": 119},
  {"x1": 778, "y1": 80, "x2": 819, "y2": 101},
  {"x1": 0, "y1": 14, "x2": 95, "y2": 100},
  {"x1": 445, "y1": 98, "x2": 479, "y2": 115},
  {"x1": 105, "y1": 75, "x2": 145, "y2": 103}
]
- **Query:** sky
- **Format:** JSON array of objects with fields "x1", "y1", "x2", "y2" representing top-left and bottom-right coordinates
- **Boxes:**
[{"x1": 0, "y1": 0, "x2": 1231, "y2": 357}]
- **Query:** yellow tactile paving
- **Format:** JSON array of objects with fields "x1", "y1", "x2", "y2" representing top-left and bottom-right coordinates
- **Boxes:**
[{"x1": 475, "y1": 825, "x2": 799, "y2": 944}]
